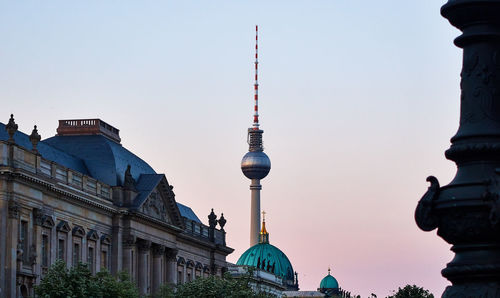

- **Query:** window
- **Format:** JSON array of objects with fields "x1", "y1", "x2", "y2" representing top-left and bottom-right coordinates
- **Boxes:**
[
  {"x1": 187, "y1": 272, "x2": 191, "y2": 282},
  {"x1": 101, "y1": 250, "x2": 108, "y2": 270},
  {"x1": 42, "y1": 234, "x2": 49, "y2": 267},
  {"x1": 73, "y1": 242, "x2": 80, "y2": 265},
  {"x1": 88, "y1": 247, "x2": 94, "y2": 274},
  {"x1": 178, "y1": 270, "x2": 182, "y2": 284},
  {"x1": 20, "y1": 221, "x2": 29, "y2": 263},
  {"x1": 58, "y1": 239, "x2": 65, "y2": 260}
]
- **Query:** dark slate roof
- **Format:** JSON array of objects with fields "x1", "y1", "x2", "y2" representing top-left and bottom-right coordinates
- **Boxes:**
[
  {"x1": 134, "y1": 174, "x2": 164, "y2": 207},
  {"x1": 0, "y1": 123, "x2": 89, "y2": 174},
  {"x1": 43, "y1": 135, "x2": 155, "y2": 187},
  {"x1": 1, "y1": 122, "x2": 203, "y2": 224},
  {"x1": 177, "y1": 202, "x2": 201, "y2": 223}
]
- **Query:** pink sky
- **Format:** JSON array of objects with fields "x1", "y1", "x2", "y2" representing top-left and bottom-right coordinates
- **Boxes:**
[{"x1": 1, "y1": 0, "x2": 462, "y2": 296}]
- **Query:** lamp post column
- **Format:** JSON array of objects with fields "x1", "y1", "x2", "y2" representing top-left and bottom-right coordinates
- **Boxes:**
[{"x1": 416, "y1": 1, "x2": 500, "y2": 296}]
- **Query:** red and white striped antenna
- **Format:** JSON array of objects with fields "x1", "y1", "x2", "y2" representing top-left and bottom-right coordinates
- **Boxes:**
[{"x1": 253, "y1": 25, "x2": 260, "y2": 130}]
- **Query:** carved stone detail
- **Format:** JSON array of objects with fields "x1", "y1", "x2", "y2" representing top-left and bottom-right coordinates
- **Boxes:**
[
  {"x1": 33, "y1": 208, "x2": 44, "y2": 226},
  {"x1": 29, "y1": 244, "x2": 37, "y2": 265},
  {"x1": 29, "y1": 125, "x2": 41, "y2": 153},
  {"x1": 142, "y1": 192, "x2": 168, "y2": 222},
  {"x1": 87, "y1": 230, "x2": 99, "y2": 241},
  {"x1": 123, "y1": 165, "x2": 136, "y2": 191},
  {"x1": 72, "y1": 225, "x2": 85, "y2": 238},
  {"x1": 218, "y1": 213, "x2": 226, "y2": 231},
  {"x1": 122, "y1": 234, "x2": 136, "y2": 248},
  {"x1": 165, "y1": 248, "x2": 178, "y2": 261},
  {"x1": 57, "y1": 220, "x2": 71, "y2": 233},
  {"x1": 152, "y1": 244, "x2": 165, "y2": 257},
  {"x1": 16, "y1": 240, "x2": 23, "y2": 261},
  {"x1": 6, "y1": 114, "x2": 18, "y2": 143},
  {"x1": 208, "y1": 209, "x2": 217, "y2": 229},
  {"x1": 101, "y1": 234, "x2": 112, "y2": 245},
  {"x1": 8, "y1": 200, "x2": 20, "y2": 219},
  {"x1": 137, "y1": 239, "x2": 151, "y2": 252},
  {"x1": 41, "y1": 215, "x2": 55, "y2": 228}
]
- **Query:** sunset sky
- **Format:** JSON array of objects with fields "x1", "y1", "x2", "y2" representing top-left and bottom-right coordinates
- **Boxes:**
[{"x1": 1, "y1": 1, "x2": 462, "y2": 296}]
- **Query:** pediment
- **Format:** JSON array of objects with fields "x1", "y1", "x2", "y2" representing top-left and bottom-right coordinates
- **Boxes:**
[
  {"x1": 177, "y1": 257, "x2": 185, "y2": 266},
  {"x1": 133, "y1": 174, "x2": 183, "y2": 228},
  {"x1": 57, "y1": 220, "x2": 71, "y2": 233},
  {"x1": 42, "y1": 215, "x2": 55, "y2": 228},
  {"x1": 87, "y1": 229, "x2": 99, "y2": 241},
  {"x1": 140, "y1": 190, "x2": 171, "y2": 223},
  {"x1": 101, "y1": 234, "x2": 111, "y2": 245},
  {"x1": 72, "y1": 225, "x2": 85, "y2": 237}
]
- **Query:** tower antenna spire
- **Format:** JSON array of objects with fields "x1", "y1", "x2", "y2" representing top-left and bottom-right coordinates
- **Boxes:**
[
  {"x1": 242, "y1": 25, "x2": 271, "y2": 247},
  {"x1": 253, "y1": 25, "x2": 259, "y2": 130}
]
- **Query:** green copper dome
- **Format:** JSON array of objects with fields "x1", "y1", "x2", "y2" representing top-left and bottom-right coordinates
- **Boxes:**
[
  {"x1": 236, "y1": 242, "x2": 295, "y2": 282},
  {"x1": 319, "y1": 270, "x2": 339, "y2": 290}
]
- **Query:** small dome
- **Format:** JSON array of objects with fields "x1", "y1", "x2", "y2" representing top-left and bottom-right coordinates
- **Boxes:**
[
  {"x1": 237, "y1": 242, "x2": 294, "y2": 283},
  {"x1": 319, "y1": 270, "x2": 339, "y2": 290},
  {"x1": 241, "y1": 151, "x2": 271, "y2": 180}
]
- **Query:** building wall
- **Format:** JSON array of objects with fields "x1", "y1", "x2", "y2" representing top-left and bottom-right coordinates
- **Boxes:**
[{"x1": 0, "y1": 140, "x2": 232, "y2": 298}]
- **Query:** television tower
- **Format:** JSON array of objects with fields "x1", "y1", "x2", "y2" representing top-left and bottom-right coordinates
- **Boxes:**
[{"x1": 241, "y1": 25, "x2": 271, "y2": 246}]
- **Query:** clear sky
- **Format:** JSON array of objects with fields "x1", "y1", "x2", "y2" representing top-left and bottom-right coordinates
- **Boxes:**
[{"x1": 1, "y1": 1, "x2": 463, "y2": 296}]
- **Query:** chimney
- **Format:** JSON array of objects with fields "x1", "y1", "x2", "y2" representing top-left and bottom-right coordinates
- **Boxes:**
[{"x1": 56, "y1": 119, "x2": 121, "y2": 143}]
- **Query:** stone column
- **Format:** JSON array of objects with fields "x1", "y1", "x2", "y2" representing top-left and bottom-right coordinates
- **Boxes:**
[
  {"x1": 152, "y1": 244, "x2": 165, "y2": 294},
  {"x1": 415, "y1": 1, "x2": 500, "y2": 296},
  {"x1": 66, "y1": 228, "x2": 72, "y2": 269},
  {"x1": 121, "y1": 235, "x2": 135, "y2": 278},
  {"x1": 6, "y1": 200, "x2": 19, "y2": 298},
  {"x1": 111, "y1": 214, "x2": 123, "y2": 275},
  {"x1": 0, "y1": 194, "x2": 8, "y2": 297},
  {"x1": 182, "y1": 262, "x2": 187, "y2": 283},
  {"x1": 50, "y1": 220, "x2": 57, "y2": 265},
  {"x1": 137, "y1": 240, "x2": 151, "y2": 296},
  {"x1": 165, "y1": 248, "x2": 178, "y2": 285},
  {"x1": 33, "y1": 209, "x2": 44, "y2": 284},
  {"x1": 95, "y1": 237, "x2": 101, "y2": 273}
]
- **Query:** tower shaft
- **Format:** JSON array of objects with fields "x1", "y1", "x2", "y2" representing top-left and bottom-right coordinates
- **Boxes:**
[
  {"x1": 241, "y1": 25, "x2": 270, "y2": 247},
  {"x1": 250, "y1": 179, "x2": 262, "y2": 246}
]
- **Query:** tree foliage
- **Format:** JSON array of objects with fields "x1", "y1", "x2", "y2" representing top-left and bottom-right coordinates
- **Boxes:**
[
  {"x1": 35, "y1": 260, "x2": 139, "y2": 298},
  {"x1": 154, "y1": 272, "x2": 277, "y2": 298},
  {"x1": 386, "y1": 285, "x2": 434, "y2": 298}
]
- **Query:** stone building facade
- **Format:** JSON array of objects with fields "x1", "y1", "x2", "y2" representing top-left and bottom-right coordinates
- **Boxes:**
[{"x1": 0, "y1": 116, "x2": 233, "y2": 298}]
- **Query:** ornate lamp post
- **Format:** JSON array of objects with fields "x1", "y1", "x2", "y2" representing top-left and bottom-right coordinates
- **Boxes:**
[{"x1": 415, "y1": 0, "x2": 500, "y2": 296}]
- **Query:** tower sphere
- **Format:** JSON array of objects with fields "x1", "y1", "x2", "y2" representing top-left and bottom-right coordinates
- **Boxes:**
[{"x1": 241, "y1": 151, "x2": 271, "y2": 180}]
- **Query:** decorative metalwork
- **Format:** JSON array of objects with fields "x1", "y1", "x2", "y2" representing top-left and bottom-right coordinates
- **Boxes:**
[{"x1": 416, "y1": 1, "x2": 500, "y2": 296}]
